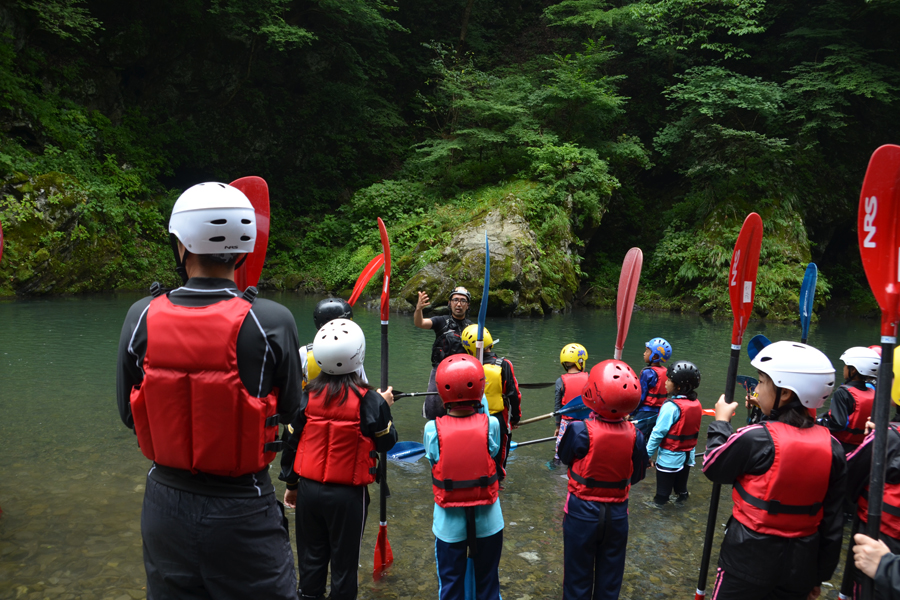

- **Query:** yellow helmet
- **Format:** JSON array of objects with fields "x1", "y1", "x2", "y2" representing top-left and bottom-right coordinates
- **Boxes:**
[
  {"x1": 461, "y1": 324, "x2": 493, "y2": 356},
  {"x1": 560, "y1": 343, "x2": 588, "y2": 371},
  {"x1": 892, "y1": 345, "x2": 900, "y2": 406}
]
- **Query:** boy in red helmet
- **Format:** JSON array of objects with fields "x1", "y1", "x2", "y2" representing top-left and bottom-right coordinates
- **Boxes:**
[
  {"x1": 558, "y1": 359, "x2": 649, "y2": 600},
  {"x1": 424, "y1": 354, "x2": 503, "y2": 600}
]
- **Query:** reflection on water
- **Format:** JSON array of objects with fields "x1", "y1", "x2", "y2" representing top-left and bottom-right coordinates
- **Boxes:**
[{"x1": 0, "y1": 293, "x2": 879, "y2": 599}]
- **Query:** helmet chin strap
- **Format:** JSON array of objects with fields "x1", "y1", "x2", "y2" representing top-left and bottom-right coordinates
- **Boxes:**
[{"x1": 170, "y1": 234, "x2": 189, "y2": 285}]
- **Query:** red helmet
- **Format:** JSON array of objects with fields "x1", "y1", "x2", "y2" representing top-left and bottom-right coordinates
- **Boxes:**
[
  {"x1": 435, "y1": 354, "x2": 486, "y2": 405},
  {"x1": 581, "y1": 359, "x2": 641, "y2": 419}
]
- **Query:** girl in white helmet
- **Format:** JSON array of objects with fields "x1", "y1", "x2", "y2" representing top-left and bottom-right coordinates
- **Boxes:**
[
  {"x1": 819, "y1": 346, "x2": 881, "y2": 454},
  {"x1": 702, "y1": 341, "x2": 847, "y2": 600},
  {"x1": 279, "y1": 319, "x2": 397, "y2": 600}
]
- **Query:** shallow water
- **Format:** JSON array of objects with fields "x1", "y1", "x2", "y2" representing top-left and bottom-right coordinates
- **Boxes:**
[{"x1": 0, "y1": 292, "x2": 879, "y2": 599}]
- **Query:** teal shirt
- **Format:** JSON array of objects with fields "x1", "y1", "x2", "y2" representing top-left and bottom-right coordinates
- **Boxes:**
[
  {"x1": 424, "y1": 397, "x2": 504, "y2": 543},
  {"x1": 646, "y1": 398, "x2": 696, "y2": 470}
]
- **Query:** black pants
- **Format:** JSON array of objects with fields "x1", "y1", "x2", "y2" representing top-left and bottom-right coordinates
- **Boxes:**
[
  {"x1": 493, "y1": 412, "x2": 510, "y2": 482},
  {"x1": 654, "y1": 466, "x2": 691, "y2": 504},
  {"x1": 141, "y1": 477, "x2": 296, "y2": 600},
  {"x1": 295, "y1": 477, "x2": 370, "y2": 600},
  {"x1": 710, "y1": 567, "x2": 814, "y2": 600}
]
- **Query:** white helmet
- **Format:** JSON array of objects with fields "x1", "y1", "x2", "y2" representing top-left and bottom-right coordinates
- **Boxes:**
[
  {"x1": 750, "y1": 341, "x2": 835, "y2": 409},
  {"x1": 840, "y1": 346, "x2": 881, "y2": 379},
  {"x1": 313, "y1": 319, "x2": 366, "y2": 375},
  {"x1": 169, "y1": 182, "x2": 256, "y2": 254}
]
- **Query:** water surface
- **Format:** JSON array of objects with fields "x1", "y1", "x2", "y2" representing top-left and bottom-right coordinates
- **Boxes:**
[{"x1": 0, "y1": 293, "x2": 879, "y2": 599}]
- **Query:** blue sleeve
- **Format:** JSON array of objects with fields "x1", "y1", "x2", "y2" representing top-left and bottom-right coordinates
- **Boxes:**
[
  {"x1": 424, "y1": 420, "x2": 439, "y2": 466},
  {"x1": 636, "y1": 368, "x2": 657, "y2": 410},
  {"x1": 558, "y1": 421, "x2": 590, "y2": 465},
  {"x1": 632, "y1": 428, "x2": 650, "y2": 484},
  {"x1": 488, "y1": 415, "x2": 501, "y2": 457},
  {"x1": 646, "y1": 402, "x2": 679, "y2": 459}
]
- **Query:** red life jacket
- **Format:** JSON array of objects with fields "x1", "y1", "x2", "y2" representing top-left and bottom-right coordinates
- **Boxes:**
[
  {"x1": 294, "y1": 386, "x2": 377, "y2": 486},
  {"x1": 568, "y1": 419, "x2": 636, "y2": 503},
  {"x1": 660, "y1": 396, "x2": 702, "y2": 452},
  {"x1": 732, "y1": 422, "x2": 832, "y2": 537},
  {"x1": 560, "y1": 371, "x2": 589, "y2": 421},
  {"x1": 432, "y1": 413, "x2": 499, "y2": 507},
  {"x1": 644, "y1": 365, "x2": 668, "y2": 408},
  {"x1": 857, "y1": 425, "x2": 900, "y2": 539},
  {"x1": 129, "y1": 295, "x2": 281, "y2": 477},
  {"x1": 833, "y1": 384, "x2": 875, "y2": 447}
]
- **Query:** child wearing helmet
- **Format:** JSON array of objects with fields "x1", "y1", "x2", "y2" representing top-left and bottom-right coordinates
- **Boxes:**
[
  {"x1": 301, "y1": 297, "x2": 368, "y2": 388},
  {"x1": 279, "y1": 319, "x2": 398, "y2": 600},
  {"x1": 424, "y1": 354, "x2": 504, "y2": 600},
  {"x1": 461, "y1": 324, "x2": 522, "y2": 485},
  {"x1": 842, "y1": 345, "x2": 900, "y2": 599},
  {"x1": 646, "y1": 360, "x2": 702, "y2": 505},
  {"x1": 818, "y1": 346, "x2": 881, "y2": 454},
  {"x1": 551, "y1": 343, "x2": 590, "y2": 467},
  {"x1": 631, "y1": 337, "x2": 673, "y2": 446},
  {"x1": 557, "y1": 360, "x2": 650, "y2": 600},
  {"x1": 702, "y1": 341, "x2": 847, "y2": 599}
]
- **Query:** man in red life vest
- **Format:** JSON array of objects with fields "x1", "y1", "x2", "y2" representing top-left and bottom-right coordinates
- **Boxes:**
[
  {"x1": 819, "y1": 346, "x2": 881, "y2": 454},
  {"x1": 425, "y1": 354, "x2": 503, "y2": 600},
  {"x1": 703, "y1": 341, "x2": 846, "y2": 600},
  {"x1": 552, "y1": 343, "x2": 590, "y2": 466},
  {"x1": 558, "y1": 359, "x2": 649, "y2": 600},
  {"x1": 116, "y1": 182, "x2": 301, "y2": 599}
]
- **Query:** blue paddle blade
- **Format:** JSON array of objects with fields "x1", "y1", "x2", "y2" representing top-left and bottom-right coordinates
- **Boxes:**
[
  {"x1": 746, "y1": 334, "x2": 772, "y2": 361},
  {"x1": 386, "y1": 441, "x2": 425, "y2": 462},
  {"x1": 477, "y1": 231, "x2": 489, "y2": 341},
  {"x1": 559, "y1": 396, "x2": 591, "y2": 420},
  {"x1": 799, "y1": 263, "x2": 818, "y2": 342},
  {"x1": 736, "y1": 375, "x2": 759, "y2": 393}
]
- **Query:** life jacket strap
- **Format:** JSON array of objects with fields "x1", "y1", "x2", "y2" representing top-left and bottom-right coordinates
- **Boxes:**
[
  {"x1": 432, "y1": 472, "x2": 499, "y2": 491},
  {"x1": 568, "y1": 470, "x2": 628, "y2": 489},
  {"x1": 242, "y1": 286, "x2": 258, "y2": 303},
  {"x1": 861, "y1": 489, "x2": 900, "y2": 517},
  {"x1": 665, "y1": 432, "x2": 699, "y2": 441},
  {"x1": 264, "y1": 440, "x2": 283, "y2": 453},
  {"x1": 265, "y1": 414, "x2": 280, "y2": 428},
  {"x1": 734, "y1": 480, "x2": 822, "y2": 516}
]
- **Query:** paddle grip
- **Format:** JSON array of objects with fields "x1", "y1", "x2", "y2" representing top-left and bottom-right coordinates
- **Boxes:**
[{"x1": 863, "y1": 340, "x2": 896, "y2": 600}]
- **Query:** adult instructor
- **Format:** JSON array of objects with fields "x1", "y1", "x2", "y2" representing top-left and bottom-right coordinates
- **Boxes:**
[
  {"x1": 414, "y1": 286, "x2": 474, "y2": 419},
  {"x1": 116, "y1": 182, "x2": 301, "y2": 599}
]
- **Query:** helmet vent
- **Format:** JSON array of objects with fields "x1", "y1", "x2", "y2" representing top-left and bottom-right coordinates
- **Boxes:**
[
  {"x1": 242, "y1": 218, "x2": 252, "y2": 224},
  {"x1": 211, "y1": 219, "x2": 227, "y2": 225},
  {"x1": 240, "y1": 236, "x2": 251, "y2": 241},
  {"x1": 467, "y1": 382, "x2": 473, "y2": 388},
  {"x1": 760, "y1": 356, "x2": 772, "y2": 362},
  {"x1": 209, "y1": 236, "x2": 226, "y2": 242},
  {"x1": 336, "y1": 362, "x2": 342, "y2": 367}
]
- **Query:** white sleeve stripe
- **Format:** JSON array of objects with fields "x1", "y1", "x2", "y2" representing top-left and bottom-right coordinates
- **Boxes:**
[
  {"x1": 247, "y1": 308, "x2": 272, "y2": 397},
  {"x1": 176, "y1": 287, "x2": 240, "y2": 296},
  {"x1": 128, "y1": 303, "x2": 152, "y2": 376}
]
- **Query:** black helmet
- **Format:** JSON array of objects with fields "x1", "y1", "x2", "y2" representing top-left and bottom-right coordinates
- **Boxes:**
[
  {"x1": 667, "y1": 360, "x2": 701, "y2": 392},
  {"x1": 313, "y1": 298, "x2": 353, "y2": 330}
]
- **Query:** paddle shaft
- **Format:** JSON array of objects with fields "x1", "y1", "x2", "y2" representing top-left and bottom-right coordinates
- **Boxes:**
[
  {"x1": 696, "y1": 346, "x2": 740, "y2": 598},
  {"x1": 863, "y1": 337, "x2": 896, "y2": 600},
  {"x1": 514, "y1": 436, "x2": 556, "y2": 447},
  {"x1": 380, "y1": 321, "x2": 389, "y2": 526}
]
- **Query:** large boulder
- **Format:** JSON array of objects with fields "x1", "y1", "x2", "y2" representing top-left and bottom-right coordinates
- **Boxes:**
[{"x1": 399, "y1": 203, "x2": 578, "y2": 316}]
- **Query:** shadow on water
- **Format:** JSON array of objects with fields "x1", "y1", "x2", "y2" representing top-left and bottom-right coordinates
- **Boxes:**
[{"x1": 0, "y1": 293, "x2": 879, "y2": 599}]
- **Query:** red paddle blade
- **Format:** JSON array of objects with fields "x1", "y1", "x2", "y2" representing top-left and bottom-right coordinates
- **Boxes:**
[
  {"x1": 373, "y1": 523, "x2": 393, "y2": 581},
  {"x1": 728, "y1": 213, "x2": 763, "y2": 347},
  {"x1": 229, "y1": 176, "x2": 270, "y2": 291},
  {"x1": 348, "y1": 253, "x2": 385, "y2": 306},
  {"x1": 614, "y1": 247, "x2": 643, "y2": 359},
  {"x1": 377, "y1": 218, "x2": 392, "y2": 322},
  {"x1": 858, "y1": 144, "x2": 900, "y2": 337}
]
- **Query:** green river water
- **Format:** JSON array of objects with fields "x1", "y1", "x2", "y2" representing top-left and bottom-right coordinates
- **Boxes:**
[{"x1": 0, "y1": 292, "x2": 881, "y2": 599}]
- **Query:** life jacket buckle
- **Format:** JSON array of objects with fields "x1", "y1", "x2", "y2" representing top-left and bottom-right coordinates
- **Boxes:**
[
  {"x1": 242, "y1": 286, "x2": 258, "y2": 303},
  {"x1": 265, "y1": 414, "x2": 280, "y2": 428}
]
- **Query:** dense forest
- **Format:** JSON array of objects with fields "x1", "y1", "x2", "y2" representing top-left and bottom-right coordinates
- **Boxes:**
[{"x1": 0, "y1": 0, "x2": 898, "y2": 319}]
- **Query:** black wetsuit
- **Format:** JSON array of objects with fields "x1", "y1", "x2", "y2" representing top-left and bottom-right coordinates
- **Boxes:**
[
  {"x1": 423, "y1": 314, "x2": 473, "y2": 419},
  {"x1": 279, "y1": 388, "x2": 397, "y2": 600},
  {"x1": 117, "y1": 277, "x2": 303, "y2": 599},
  {"x1": 701, "y1": 419, "x2": 847, "y2": 598}
]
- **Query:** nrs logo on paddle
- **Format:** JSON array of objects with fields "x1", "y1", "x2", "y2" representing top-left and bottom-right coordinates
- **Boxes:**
[{"x1": 863, "y1": 195, "x2": 877, "y2": 248}]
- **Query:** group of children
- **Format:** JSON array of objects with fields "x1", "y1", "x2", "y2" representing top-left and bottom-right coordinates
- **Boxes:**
[{"x1": 284, "y1": 297, "x2": 899, "y2": 600}]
